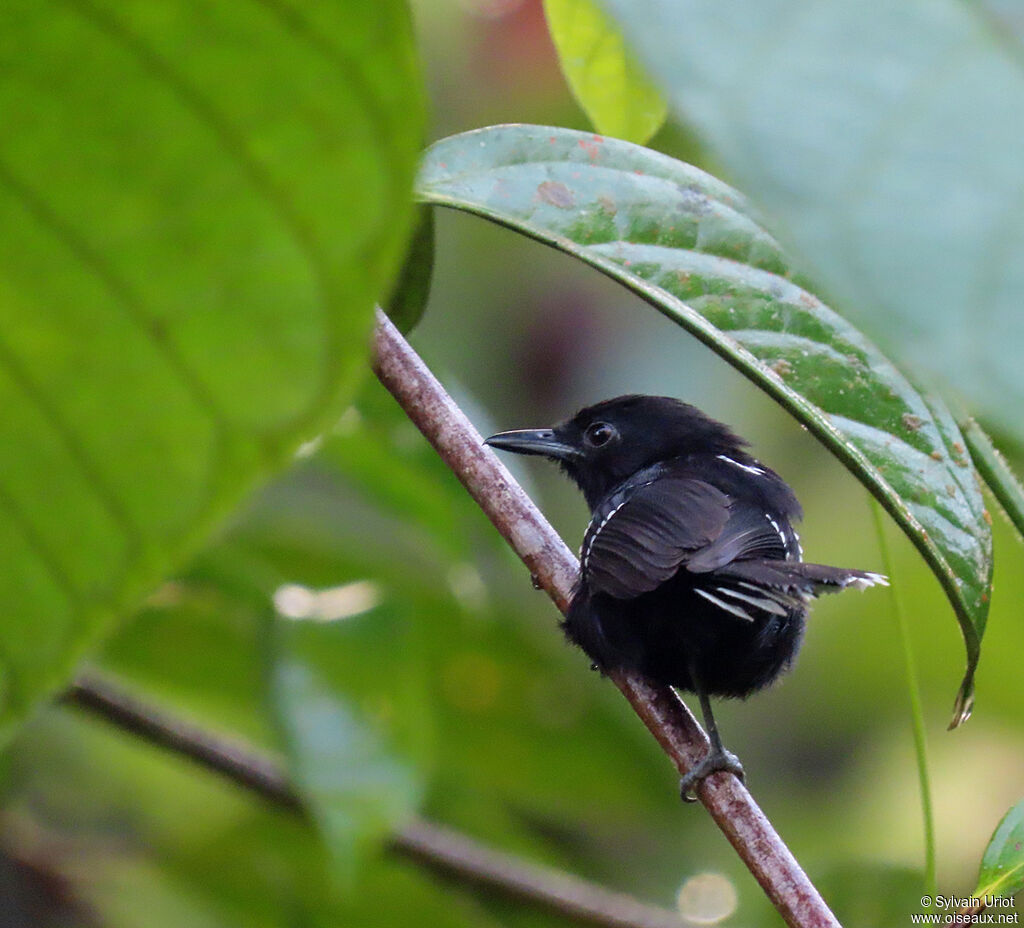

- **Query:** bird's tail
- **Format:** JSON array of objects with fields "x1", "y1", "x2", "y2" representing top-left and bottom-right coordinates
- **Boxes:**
[{"x1": 716, "y1": 560, "x2": 889, "y2": 604}]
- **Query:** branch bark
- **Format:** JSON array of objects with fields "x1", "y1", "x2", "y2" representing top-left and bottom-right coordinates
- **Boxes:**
[
  {"x1": 372, "y1": 308, "x2": 841, "y2": 928},
  {"x1": 64, "y1": 671, "x2": 684, "y2": 928}
]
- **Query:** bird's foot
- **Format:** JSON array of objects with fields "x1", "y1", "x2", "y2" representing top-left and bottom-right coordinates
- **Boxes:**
[{"x1": 679, "y1": 748, "x2": 745, "y2": 803}]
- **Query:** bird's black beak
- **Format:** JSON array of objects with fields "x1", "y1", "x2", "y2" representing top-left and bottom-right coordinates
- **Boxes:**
[{"x1": 484, "y1": 428, "x2": 581, "y2": 462}]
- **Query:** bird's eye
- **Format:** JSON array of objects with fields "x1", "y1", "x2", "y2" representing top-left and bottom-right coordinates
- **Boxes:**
[{"x1": 584, "y1": 422, "x2": 617, "y2": 448}]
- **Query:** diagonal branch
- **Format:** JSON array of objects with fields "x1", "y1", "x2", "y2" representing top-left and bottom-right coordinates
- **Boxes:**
[
  {"x1": 64, "y1": 671, "x2": 685, "y2": 928},
  {"x1": 372, "y1": 308, "x2": 840, "y2": 928}
]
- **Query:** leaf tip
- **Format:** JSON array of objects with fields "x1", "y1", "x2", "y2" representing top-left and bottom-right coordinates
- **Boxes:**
[{"x1": 948, "y1": 673, "x2": 975, "y2": 729}]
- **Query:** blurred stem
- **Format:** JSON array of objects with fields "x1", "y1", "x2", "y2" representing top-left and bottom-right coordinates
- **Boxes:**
[
  {"x1": 64, "y1": 671, "x2": 685, "y2": 928},
  {"x1": 373, "y1": 308, "x2": 840, "y2": 928},
  {"x1": 870, "y1": 500, "x2": 936, "y2": 895}
]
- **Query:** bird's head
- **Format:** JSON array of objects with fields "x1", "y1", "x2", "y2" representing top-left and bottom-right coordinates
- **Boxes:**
[{"x1": 485, "y1": 395, "x2": 747, "y2": 508}]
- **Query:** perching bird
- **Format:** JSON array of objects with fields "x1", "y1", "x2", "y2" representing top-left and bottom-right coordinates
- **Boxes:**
[{"x1": 485, "y1": 395, "x2": 886, "y2": 799}]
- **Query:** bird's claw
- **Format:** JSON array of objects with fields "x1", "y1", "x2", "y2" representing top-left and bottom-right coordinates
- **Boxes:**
[{"x1": 679, "y1": 749, "x2": 745, "y2": 803}]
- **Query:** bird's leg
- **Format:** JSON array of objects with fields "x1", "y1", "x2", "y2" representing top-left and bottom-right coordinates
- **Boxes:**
[{"x1": 679, "y1": 672, "x2": 745, "y2": 803}]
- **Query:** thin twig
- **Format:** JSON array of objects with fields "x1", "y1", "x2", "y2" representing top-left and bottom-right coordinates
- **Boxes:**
[
  {"x1": 63, "y1": 672, "x2": 685, "y2": 928},
  {"x1": 398, "y1": 818, "x2": 687, "y2": 928},
  {"x1": 372, "y1": 308, "x2": 840, "y2": 928},
  {"x1": 66, "y1": 673, "x2": 300, "y2": 810}
]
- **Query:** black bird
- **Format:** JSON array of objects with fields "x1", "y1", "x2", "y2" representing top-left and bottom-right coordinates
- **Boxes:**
[{"x1": 485, "y1": 395, "x2": 886, "y2": 799}]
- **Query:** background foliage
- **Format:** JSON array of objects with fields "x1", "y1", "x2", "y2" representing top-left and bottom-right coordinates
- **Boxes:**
[{"x1": 0, "y1": 1, "x2": 1022, "y2": 926}]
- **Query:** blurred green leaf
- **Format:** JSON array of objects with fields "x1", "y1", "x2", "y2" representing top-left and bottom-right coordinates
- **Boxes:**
[
  {"x1": 0, "y1": 1, "x2": 423, "y2": 740},
  {"x1": 543, "y1": 0, "x2": 666, "y2": 144},
  {"x1": 974, "y1": 799, "x2": 1024, "y2": 902},
  {"x1": 98, "y1": 574, "x2": 278, "y2": 749},
  {"x1": 386, "y1": 206, "x2": 436, "y2": 334},
  {"x1": 271, "y1": 601, "x2": 429, "y2": 888},
  {"x1": 12, "y1": 705, "x2": 479, "y2": 928},
  {"x1": 961, "y1": 417, "x2": 1024, "y2": 544},
  {"x1": 597, "y1": 0, "x2": 1024, "y2": 443},
  {"x1": 981, "y1": 1, "x2": 1024, "y2": 49},
  {"x1": 417, "y1": 124, "x2": 992, "y2": 726}
]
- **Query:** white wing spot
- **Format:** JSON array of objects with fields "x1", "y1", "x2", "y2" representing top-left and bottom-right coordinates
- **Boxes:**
[
  {"x1": 715, "y1": 585, "x2": 788, "y2": 616},
  {"x1": 695, "y1": 587, "x2": 755, "y2": 622},
  {"x1": 582, "y1": 500, "x2": 627, "y2": 571},
  {"x1": 717, "y1": 454, "x2": 765, "y2": 476},
  {"x1": 845, "y1": 572, "x2": 889, "y2": 589},
  {"x1": 765, "y1": 514, "x2": 787, "y2": 547}
]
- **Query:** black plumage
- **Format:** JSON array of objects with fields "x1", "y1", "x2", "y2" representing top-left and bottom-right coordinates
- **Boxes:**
[{"x1": 485, "y1": 394, "x2": 886, "y2": 798}]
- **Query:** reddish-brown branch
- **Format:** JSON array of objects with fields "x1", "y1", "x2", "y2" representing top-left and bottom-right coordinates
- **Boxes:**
[{"x1": 372, "y1": 308, "x2": 840, "y2": 928}]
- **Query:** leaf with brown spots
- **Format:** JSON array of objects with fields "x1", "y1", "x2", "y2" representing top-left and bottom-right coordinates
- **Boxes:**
[{"x1": 417, "y1": 124, "x2": 993, "y2": 726}]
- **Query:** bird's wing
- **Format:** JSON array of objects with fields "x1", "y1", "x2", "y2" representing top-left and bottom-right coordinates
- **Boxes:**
[
  {"x1": 581, "y1": 477, "x2": 731, "y2": 599},
  {"x1": 582, "y1": 475, "x2": 808, "y2": 600},
  {"x1": 685, "y1": 501, "x2": 791, "y2": 571}
]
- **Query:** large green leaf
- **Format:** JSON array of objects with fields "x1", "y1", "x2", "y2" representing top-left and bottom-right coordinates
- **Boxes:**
[
  {"x1": 417, "y1": 125, "x2": 992, "y2": 726},
  {"x1": 0, "y1": 1, "x2": 423, "y2": 739},
  {"x1": 543, "y1": 0, "x2": 666, "y2": 145},
  {"x1": 597, "y1": 0, "x2": 1024, "y2": 445}
]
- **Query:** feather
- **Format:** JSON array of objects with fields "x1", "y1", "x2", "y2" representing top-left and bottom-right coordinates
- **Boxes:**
[{"x1": 582, "y1": 476, "x2": 730, "y2": 598}]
